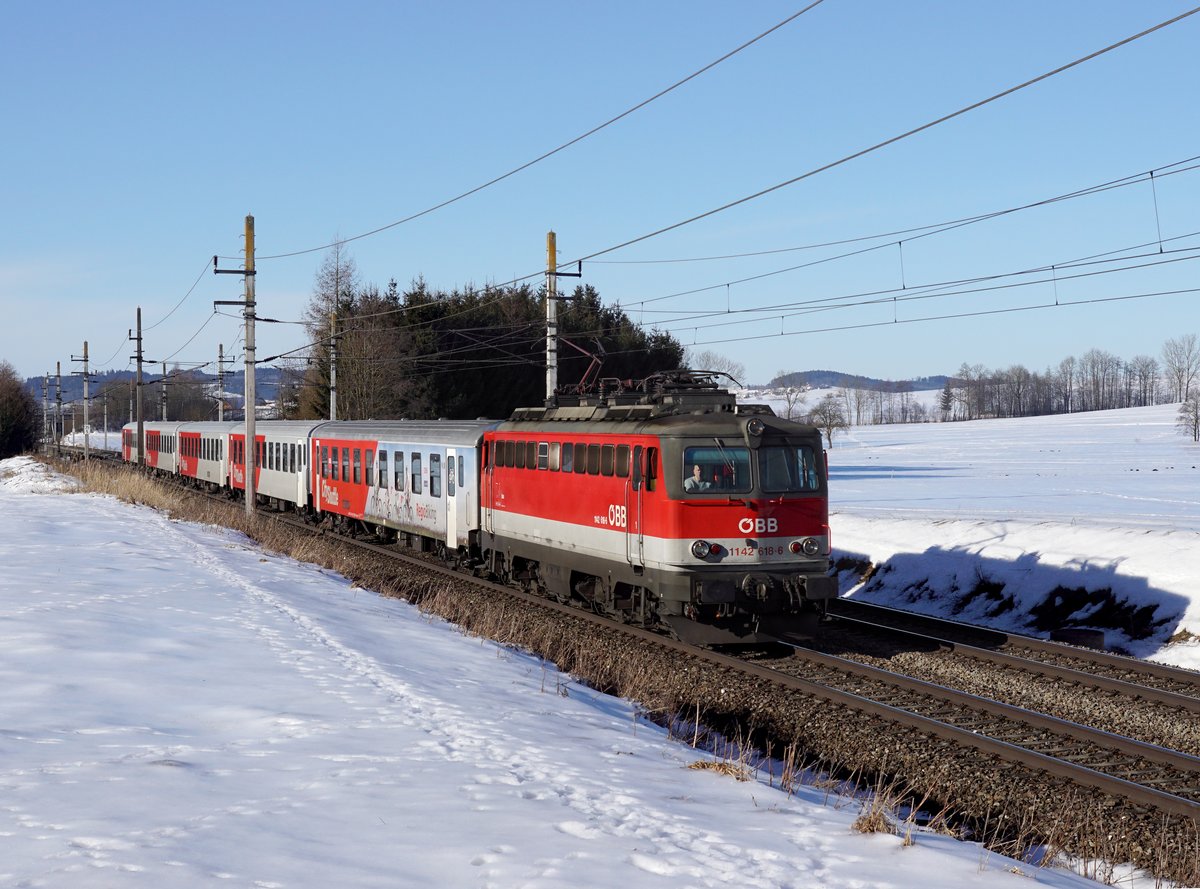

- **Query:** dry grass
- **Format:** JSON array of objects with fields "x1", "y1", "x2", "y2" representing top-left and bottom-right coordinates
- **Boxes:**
[{"x1": 687, "y1": 760, "x2": 751, "y2": 781}]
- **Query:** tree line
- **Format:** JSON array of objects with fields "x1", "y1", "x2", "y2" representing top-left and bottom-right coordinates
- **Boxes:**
[{"x1": 281, "y1": 248, "x2": 684, "y2": 421}]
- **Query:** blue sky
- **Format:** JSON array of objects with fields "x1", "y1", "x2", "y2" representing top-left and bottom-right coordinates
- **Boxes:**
[{"x1": 3, "y1": 1, "x2": 1199, "y2": 387}]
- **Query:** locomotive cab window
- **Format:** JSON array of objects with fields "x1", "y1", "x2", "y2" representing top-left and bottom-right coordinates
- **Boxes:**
[{"x1": 683, "y1": 445, "x2": 751, "y2": 494}]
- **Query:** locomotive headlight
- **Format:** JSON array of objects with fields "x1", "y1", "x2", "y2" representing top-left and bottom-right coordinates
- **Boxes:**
[
  {"x1": 691, "y1": 540, "x2": 712, "y2": 559},
  {"x1": 746, "y1": 418, "x2": 765, "y2": 436},
  {"x1": 791, "y1": 537, "x2": 821, "y2": 556}
]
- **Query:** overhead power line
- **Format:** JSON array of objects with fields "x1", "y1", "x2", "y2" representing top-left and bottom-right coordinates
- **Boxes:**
[
  {"x1": 255, "y1": 3, "x2": 827, "y2": 262},
  {"x1": 567, "y1": 6, "x2": 1200, "y2": 266}
]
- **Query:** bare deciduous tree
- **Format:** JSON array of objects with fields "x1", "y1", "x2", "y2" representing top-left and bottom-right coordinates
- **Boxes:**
[
  {"x1": 1162, "y1": 334, "x2": 1199, "y2": 402},
  {"x1": 686, "y1": 349, "x2": 746, "y2": 384},
  {"x1": 808, "y1": 393, "x2": 848, "y2": 447}
]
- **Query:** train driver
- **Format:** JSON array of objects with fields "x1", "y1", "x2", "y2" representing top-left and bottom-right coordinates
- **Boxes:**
[{"x1": 684, "y1": 463, "x2": 711, "y2": 492}]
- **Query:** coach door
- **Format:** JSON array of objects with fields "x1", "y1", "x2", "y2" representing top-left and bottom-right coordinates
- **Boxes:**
[
  {"x1": 626, "y1": 445, "x2": 646, "y2": 570},
  {"x1": 446, "y1": 448, "x2": 459, "y2": 549}
]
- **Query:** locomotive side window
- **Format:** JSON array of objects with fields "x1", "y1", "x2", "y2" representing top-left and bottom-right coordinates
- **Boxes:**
[
  {"x1": 549, "y1": 442, "x2": 560, "y2": 471},
  {"x1": 430, "y1": 454, "x2": 441, "y2": 497},
  {"x1": 526, "y1": 441, "x2": 537, "y2": 470},
  {"x1": 574, "y1": 442, "x2": 587, "y2": 474},
  {"x1": 379, "y1": 451, "x2": 389, "y2": 487},
  {"x1": 586, "y1": 444, "x2": 601, "y2": 475},
  {"x1": 412, "y1": 453, "x2": 422, "y2": 494},
  {"x1": 561, "y1": 443, "x2": 573, "y2": 473},
  {"x1": 537, "y1": 442, "x2": 549, "y2": 470},
  {"x1": 395, "y1": 451, "x2": 405, "y2": 491},
  {"x1": 600, "y1": 445, "x2": 615, "y2": 477},
  {"x1": 515, "y1": 441, "x2": 526, "y2": 470},
  {"x1": 616, "y1": 445, "x2": 630, "y2": 478}
]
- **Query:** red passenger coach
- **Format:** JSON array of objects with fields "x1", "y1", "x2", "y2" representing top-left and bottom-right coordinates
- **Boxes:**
[{"x1": 481, "y1": 373, "x2": 834, "y2": 645}]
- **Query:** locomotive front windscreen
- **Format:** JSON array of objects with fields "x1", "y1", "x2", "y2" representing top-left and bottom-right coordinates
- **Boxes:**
[
  {"x1": 683, "y1": 443, "x2": 820, "y2": 494},
  {"x1": 760, "y1": 444, "x2": 820, "y2": 492},
  {"x1": 683, "y1": 445, "x2": 751, "y2": 493}
]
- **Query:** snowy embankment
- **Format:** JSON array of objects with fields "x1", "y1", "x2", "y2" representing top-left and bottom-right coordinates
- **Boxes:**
[
  {"x1": 821, "y1": 403, "x2": 1200, "y2": 666},
  {"x1": 1, "y1": 455, "x2": 1115, "y2": 888}
]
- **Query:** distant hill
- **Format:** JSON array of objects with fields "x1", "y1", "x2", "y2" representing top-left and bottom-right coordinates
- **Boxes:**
[
  {"x1": 766, "y1": 369, "x2": 950, "y2": 392},
  {"x1": 24, "y1": 367, "x2": 283, "y2": 404}
]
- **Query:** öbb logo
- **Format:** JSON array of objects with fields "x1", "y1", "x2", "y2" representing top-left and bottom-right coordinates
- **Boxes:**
[{"x1": 738, "y1": 517, "x2": 778, "y2": 535}]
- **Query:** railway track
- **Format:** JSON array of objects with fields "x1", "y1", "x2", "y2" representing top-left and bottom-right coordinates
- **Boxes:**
[
  {"x1": 53, "y1": 450, "x2": 1200, "y2": 879},
  {"x1": 830, "y1": 597, "x2": 1200, "y2": 699}
]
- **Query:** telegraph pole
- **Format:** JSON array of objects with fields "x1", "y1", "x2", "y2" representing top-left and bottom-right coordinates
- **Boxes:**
[
  {"x1": 71, "y1": 341, "x2": 90, "y2": 461},
  {"x1": 160, "y1": 361, "x2": 168, "y2": 421},
  {"x1": 214, "y1": 215, "x2": 257, "y2": 517},
  {"x1": 329, "y1": 310, "x2": 337, "y2": 420},
  {"x1": 543, "y1": 231, "x2": 581, "y2": 404},
  {"x1": 546, "y1": 231, "x2": 557, "y2": 401},
  {"x1": 217, "y1": 344, "x2": 225, "y2": 421},
  {"x1": 41, "y1": 374, "x2": 48, "y2": 454},
  {"x1": 55, "y1": 363, "x2": 62, "y2": 457},
  {"x1": 130, "y1": 308, "x2": 144, "y2": 464}
]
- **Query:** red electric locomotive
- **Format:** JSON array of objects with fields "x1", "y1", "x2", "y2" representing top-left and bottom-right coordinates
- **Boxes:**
[{"x1": 481, "y1": 372, "x2": 833, "y2": 644}]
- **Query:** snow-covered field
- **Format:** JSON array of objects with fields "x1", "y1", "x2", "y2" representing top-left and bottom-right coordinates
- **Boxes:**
[{"x1": 4, "y1": 402, "x2": 1198, "y2": 886}]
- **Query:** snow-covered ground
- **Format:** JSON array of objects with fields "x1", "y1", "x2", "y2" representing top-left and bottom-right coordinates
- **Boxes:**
[
  {"x1": 6, "y1": 402, "x2": 1198, "y2": 886},
  {"x1": 739, "y1": 395, "x2": 1200, "y2": 666},
  {"x1": 0, "y1": 456, "x2": 1106, "y2": 889}
]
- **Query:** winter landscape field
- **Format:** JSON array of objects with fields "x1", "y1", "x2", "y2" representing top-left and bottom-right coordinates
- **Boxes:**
[{"x1": 2, "y1": 401, "x2": 1197, "y2": 887}]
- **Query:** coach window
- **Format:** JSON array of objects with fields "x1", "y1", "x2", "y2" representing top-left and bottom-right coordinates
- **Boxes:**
[
  {"x1": 561, "y1": 442, "x2": 573, "y2": 473},
  {"x1": 458, "y1": 454, "x2": 465, "y2": 488},
  {"x1": 365, "y1": 450, "x2": 374, "y2": 487},
  {"x1": 395, "y1": 451, "x2": 405, "y2": 491},
  {"x1": 537, "y1": 442, "x2": 549, "y2": 470},
  {"x1": 447, "y1": 456, "x2": 455, "y2": 496},
  {"x1": 290, "y1": 444, "x2": 296, "y2": 473},
  {"x1": 586, "y1": 444, "x2": 601, "y2": 475},
  {"x1": 379, "y1": 451, "x2": 389, "y2": 487},
  {"x1": 321, "y1": 446, "x2": 329, "y2": 478},
  {"x1": 412, "y1": 453, "x2": 422, "y2": 494},
  {"x1": 430, "y1": 454, "x2": 442, "y2": 497},
  {"x1": 341, "y1": 448, "x2": 350, "y2": 483},
  {"x1": 332, "y1": 447, "x2": 340, "y2": 481},
  {"x1": 353, "y1": 449, "x2": 361, "y2": 484}
]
